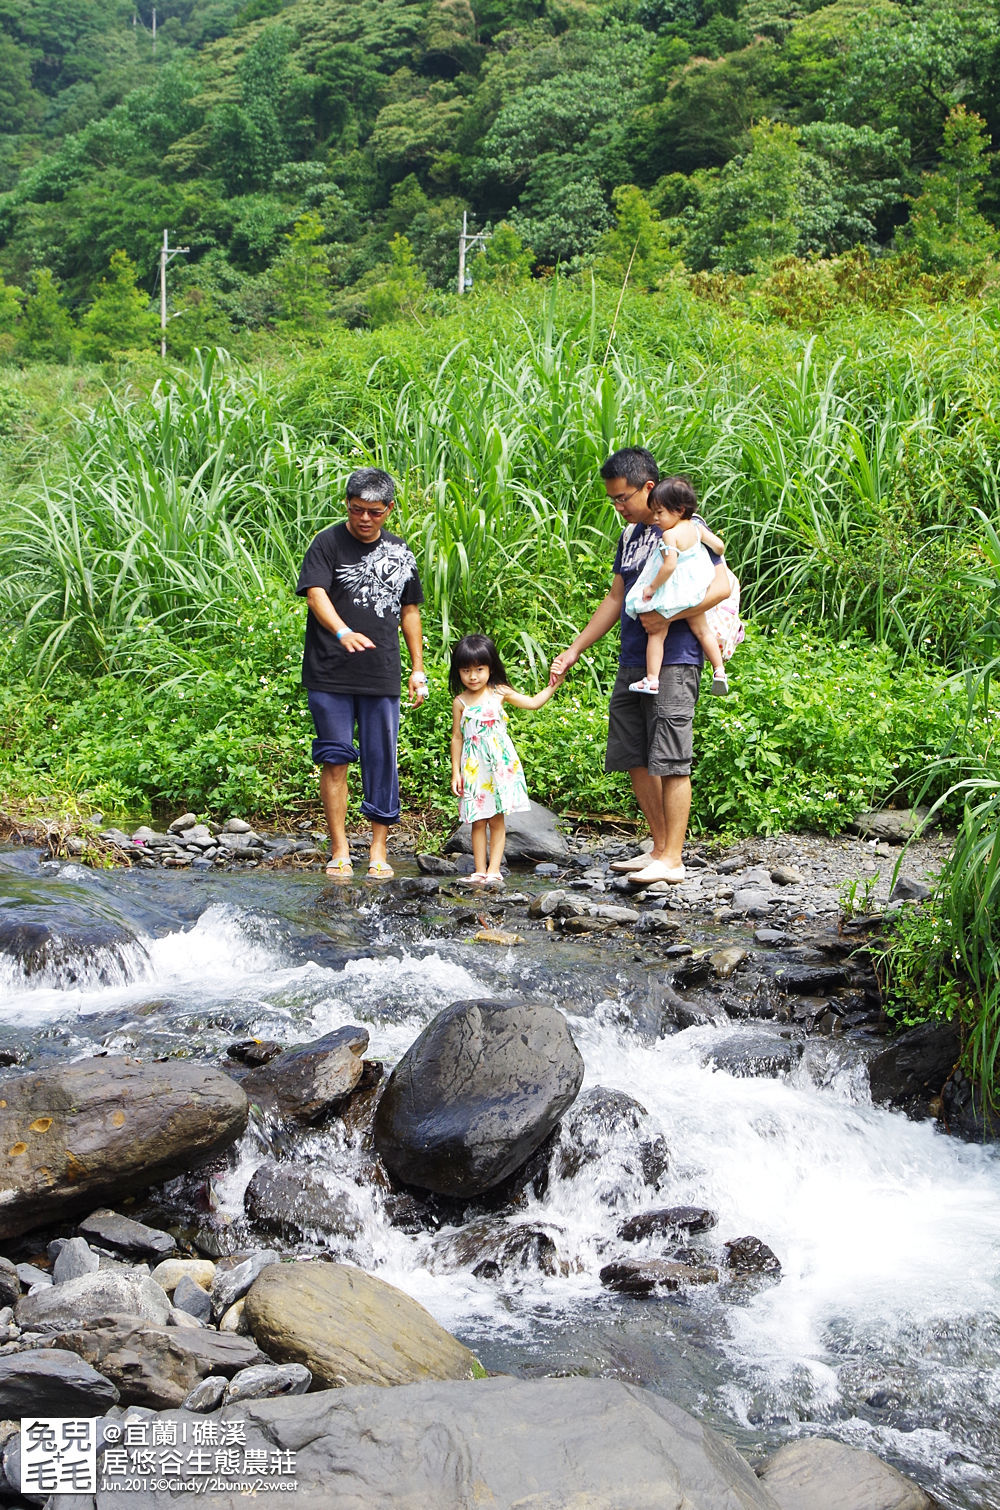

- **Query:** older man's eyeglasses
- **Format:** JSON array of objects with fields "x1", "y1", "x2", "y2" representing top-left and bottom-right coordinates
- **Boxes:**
[
  {"x1": 348, "y1": 502, "x2": 389, "y2": 518},
  {"x1": 607, "y1": 486, "x2": 643, "y2": 507}
]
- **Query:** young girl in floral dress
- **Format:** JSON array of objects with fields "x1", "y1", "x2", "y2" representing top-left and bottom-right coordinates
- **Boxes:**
[{"x1": 449, "y1": 634, "x2": 558, "y2": 886}]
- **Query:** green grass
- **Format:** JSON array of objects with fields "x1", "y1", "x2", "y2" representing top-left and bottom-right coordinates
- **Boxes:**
[{"x1": 2, "y1": 276, "x2": 1000, "y2": 1101}]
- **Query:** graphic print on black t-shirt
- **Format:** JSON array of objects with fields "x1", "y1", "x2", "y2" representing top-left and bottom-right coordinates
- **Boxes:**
[
  {"x1": 297, "y1": 523, "x2": 423, "y2": 696},
  {"x1": 336, "y1": 539, "x2": 418, "y2": 618}
]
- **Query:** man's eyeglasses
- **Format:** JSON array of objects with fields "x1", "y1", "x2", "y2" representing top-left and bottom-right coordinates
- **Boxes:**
[
  {"x1": 607, "y1": 486, "x2": 643, "y2": 507},
  {"x1": 348, "y1": 502, "x2": 389, "y2": 518}
]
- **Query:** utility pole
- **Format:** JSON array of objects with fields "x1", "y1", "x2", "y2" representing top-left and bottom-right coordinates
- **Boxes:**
[
  {"x1": 159, "y1": 229, "x2": 189, "y2": 359},
  {"x1": 457, "y1": 211, "x2": 490, "y2": 295},
  {"x1": 151, "y1": 6, "x2": 157, "y2": 54}
]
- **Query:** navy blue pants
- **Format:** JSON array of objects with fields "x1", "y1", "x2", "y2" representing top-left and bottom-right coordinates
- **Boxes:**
[{"x1": 307, "y1": 690, "x2": 401, "y2": 826}]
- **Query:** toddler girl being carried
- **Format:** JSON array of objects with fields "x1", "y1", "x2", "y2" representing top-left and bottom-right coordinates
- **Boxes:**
[
  {"x1": 624, "y1": 475, "x2": 730, "y2": 697},
  {"x1": 450, "y1": 634, "x2": 557, "y2": 886}
]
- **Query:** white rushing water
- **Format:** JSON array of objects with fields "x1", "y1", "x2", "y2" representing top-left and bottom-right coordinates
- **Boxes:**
[{"x1": 3, "y1": 887, "x2": 1000, "y2": 1507}]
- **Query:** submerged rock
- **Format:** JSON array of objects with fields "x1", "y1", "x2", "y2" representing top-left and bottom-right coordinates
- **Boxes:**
[
  {"x1": 618, "y1": 1206, "x2": 718, "y2": 1243},
  {"x1": 0, "y1": 915, "x2": 146, "y2": 983},
  {"x1": 0, "y1": 1057, "x2": 249, "y2": 1239},
  {"x1": 707, "y1": 1033, "x2": 804, "y2": 1080},
  {"x1": 430, "y1": 1217, "x2": 565, "y2": 1279},
  {"x1": 374, "y1": 998, "x2": 583, "y2": 1198},
  {"x1": 550, "y1": 1085, "x2": 669, "y2": 1193},
  {"x1": 599, "y1": 1258, "x2": 720, "y2": 1293},
  {"x1": 244, "y1": 1160, "x2": 363, "y2": 1244}
]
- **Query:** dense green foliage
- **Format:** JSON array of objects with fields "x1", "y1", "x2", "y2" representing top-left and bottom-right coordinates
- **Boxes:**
[
  {"x1": 2, "y1": 271, "x2": 1000, "y2": 1099},
  {"x1": 1, "y1": 0, "x2": 999, "y2": 352}
]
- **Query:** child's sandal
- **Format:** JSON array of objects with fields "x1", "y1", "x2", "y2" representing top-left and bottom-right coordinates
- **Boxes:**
[{"x1": 628, "y1": 676, "x2": 660, "y2": 695}]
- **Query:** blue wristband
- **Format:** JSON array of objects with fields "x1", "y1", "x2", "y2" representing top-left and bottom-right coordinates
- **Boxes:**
[{"x1": 336, "y1": 627, "x2": 352, "y2": 640}]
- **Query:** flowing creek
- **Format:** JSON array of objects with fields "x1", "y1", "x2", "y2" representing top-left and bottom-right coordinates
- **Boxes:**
[{"x1": 2, "y1": 846, "x2": 999, "y2": 1509}]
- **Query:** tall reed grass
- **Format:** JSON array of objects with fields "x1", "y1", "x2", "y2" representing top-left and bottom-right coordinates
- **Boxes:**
[{"x1": 2, "y1": 285, "x2": 1000, "y2": 688}]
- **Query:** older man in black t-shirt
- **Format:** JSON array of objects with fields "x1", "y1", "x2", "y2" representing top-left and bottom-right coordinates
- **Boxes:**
[{"x1": 296, "y1": 468, "x2": 426, "y2": 879}]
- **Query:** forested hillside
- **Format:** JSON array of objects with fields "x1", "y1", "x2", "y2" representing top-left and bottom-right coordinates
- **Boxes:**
[{"x1": 1, "y1": 0, "x2": 998, "y2": 355}]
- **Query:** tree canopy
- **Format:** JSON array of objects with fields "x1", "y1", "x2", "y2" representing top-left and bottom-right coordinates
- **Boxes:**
[{"x1": 0, "y1": 0, "x2": 997, "y2": 349}]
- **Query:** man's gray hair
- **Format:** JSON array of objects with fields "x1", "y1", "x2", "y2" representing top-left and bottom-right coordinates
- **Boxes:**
[{"x1": 346, "y1": 467, "x2": 396, "y2": 504}]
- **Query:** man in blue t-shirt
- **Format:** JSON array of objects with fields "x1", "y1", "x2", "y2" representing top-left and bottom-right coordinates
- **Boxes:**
[
  {"x1": 550, "y1": 447, "x2": 728, "y2": 886},
  {"x1": 296, "y1": 467, "x2": 426, "y2": 880}
]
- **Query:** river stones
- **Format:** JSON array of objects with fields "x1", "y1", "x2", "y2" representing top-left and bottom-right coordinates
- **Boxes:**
[
  {"x1": 240, "y1": 1026, "x2": 369, "y2": 1123},
  {"x1": 757, "y1": 1436, "x2": 937, "y2": 1509},
  {"x1": 90, "y1": 1377, "x2": 778, "y2": 1509},
  {"x1": 242, "y1": 1260, "x2": 480, "y2": 1388},
  {"x1": 0, "y1": 1057, "x2": 249, "y2": 1239},
  {"x1": 374, "y1": 998, "x2": 583, "y2": 1198},
  {"x1": 14, "y1": 1267, "x2": 173, "y2": 1331},
  {"x1": 0, "y1": 1348, "x2": 120, "y2": 1415},
  {"x1": 869, "y1": 1020, "x2": 962, "y2": 1120},
  {"x1": 44, "y1": 1320, "x2": 267, "y2": 1408}
]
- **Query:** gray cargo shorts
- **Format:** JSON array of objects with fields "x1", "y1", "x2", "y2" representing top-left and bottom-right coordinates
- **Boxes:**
[{"x1": 605, "y1": 664, "x2": 702, "y2": 776}]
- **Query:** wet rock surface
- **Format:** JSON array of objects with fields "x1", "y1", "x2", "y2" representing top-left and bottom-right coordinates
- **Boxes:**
[
  {"x1": 0, "y1": 1057, "x2": 249, "y2": 1239},
  {"x1": 0, "y1": 820, "x2": 974, "y2": 1509},
  {"x1": 374, "y1": 998, "x2": 584, "y2": 1197}
]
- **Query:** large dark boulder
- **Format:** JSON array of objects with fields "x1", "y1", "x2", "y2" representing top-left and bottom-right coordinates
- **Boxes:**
[
  {"x1": 0, "y1": 1057, "x2": 249, "y2": 1239},
  {"x1": 374, "y1": 999, "x2": 583, "y2": 1197},
  {"x1": 868, "y1": 1021, "x2": 961, "y2": 1119}
]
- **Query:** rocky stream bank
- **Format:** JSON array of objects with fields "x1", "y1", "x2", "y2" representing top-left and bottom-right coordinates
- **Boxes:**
[{"x1": 0, "y1": 803, "x2": 981, "y2": 1507}]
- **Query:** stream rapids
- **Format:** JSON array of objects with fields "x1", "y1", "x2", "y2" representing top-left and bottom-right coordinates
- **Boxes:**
[{"x1": 1, "y1": 846, "x2": 999, "y2": 1510}]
